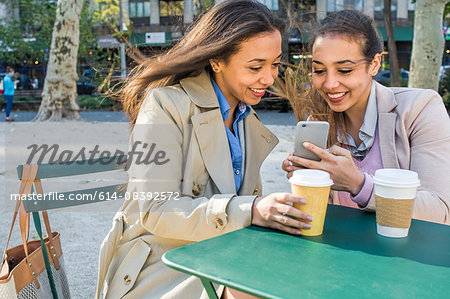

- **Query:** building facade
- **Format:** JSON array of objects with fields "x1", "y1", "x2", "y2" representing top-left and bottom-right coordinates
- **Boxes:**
[
  {"x1": 303, "y1": 0, "x2": 416, "y2": 70},
  {"x1": 106, "y1": 0, "x2": 417, "y2": 70}
]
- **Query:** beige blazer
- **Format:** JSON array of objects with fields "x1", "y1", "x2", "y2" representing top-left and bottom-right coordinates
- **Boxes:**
[
  {"x1": 96, "y1": 70, "x2": 278, "y2": 298},
  {"x1": 331, "y1": 81, "x2": 450, "y2": 224}
]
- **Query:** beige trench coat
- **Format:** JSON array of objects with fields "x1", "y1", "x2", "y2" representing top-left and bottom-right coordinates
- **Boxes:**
[
  {"x1": 96, "y1": 70, "x2": 278, "y2": 298},
  {"x1": 331, "y1": 81, "x2": 450, "y2": 224}
]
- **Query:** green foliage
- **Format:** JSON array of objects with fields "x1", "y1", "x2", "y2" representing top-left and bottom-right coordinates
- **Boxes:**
[
  {"x1": 380, "y1": 78, "x2": 409, "y2": 87},
  {"x1": 442, "y1": 93, "x2": 450, "y2": 110},
  {"x1": 194, "y1": 0, "x2": 215, "y2": 12},
  {"x1": 79, "y1": 1, "x2": 99, "y2": 59},
  {"x1": 77, "y1": 94, "x2": 121, "y2": 110},
  {"x1": 94, "y1": 0, "x2": 121, "y2": 29},
  {"x1": 445, "y1": 2, "x2": 450, "y2": 17},
  {"x1": 111, "y1": 31, "x2": 130, "y2": 43},
  {"x1": 0, "y1": 0, "x2": 56, "y2": 66},
  {"x1": 0, "y1": 94, "x2": 121, "y2": 110},
  {"x1": 0, "y1": 0, "x2": 97, "y2": 67},
  {"x1": 438, "y1": 69, "x2": 450, "y2": 110}
]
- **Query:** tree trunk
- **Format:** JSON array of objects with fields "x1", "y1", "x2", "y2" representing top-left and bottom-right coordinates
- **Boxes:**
[
  {"x1": 34, "y1": 0, "x2": 83, "y2": 121},
  {"x1": 383, "y1": 0, "x2": 400, "y2": 87},
  {"x1": 409, "y1": 0, "x2": 448, "y2": 91}
]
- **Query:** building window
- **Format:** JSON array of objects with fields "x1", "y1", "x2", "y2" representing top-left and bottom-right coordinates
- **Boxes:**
[
  {"x1": 129, "y1": 1, "x2": 150, "y2": 18},
  {"x1": 327, "y1": 0, "x2": 363, "y2": 11},
  {"x1": 374, "y1": 0, "x2": 399, "y2": 21},
  {"x1": 160, "y1": 0, "x2": 184, "y2": 17},
  {"x1": 144, "y1": 1, "x2": 150, "y2": 16},
  {"x1": 257, "y1": 0, "x2": 279, "y2": 11},
  {"x1": 374, "y1": 0, "x2": 398, "y2": 12},
  {"x1": 129, "y1": 2, "x2": 136, "y2": 17},
  {"x1": 137, "y1": 2, "x2": 144, "y2": 17}
]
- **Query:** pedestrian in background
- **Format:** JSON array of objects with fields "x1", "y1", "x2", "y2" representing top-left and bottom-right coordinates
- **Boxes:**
[{"x1": 3, "y1": 67, "x2": 15, "y2": 121}]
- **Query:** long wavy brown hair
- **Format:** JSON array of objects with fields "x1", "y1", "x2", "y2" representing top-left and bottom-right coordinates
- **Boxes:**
[
  {"x1": 119, "y1": 0, "x2": 285, "y2": 124},
  {"x1": 276, "y1": 10, "x2": 383, "y2": 146}
]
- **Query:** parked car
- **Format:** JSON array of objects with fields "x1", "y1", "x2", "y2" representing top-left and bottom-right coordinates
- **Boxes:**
[
  {"x1": 374, "y1": 69, "x2": 409, "y2": 86},
  {"x1": 440, "y1": 65, "x2": 450, "y2": 81},
  {"x1": 0, "y1": 72, "x2": 6, "y2": 95},
  {"x1": 76, "y1": 76, "x2": 98, "y2": 95}
]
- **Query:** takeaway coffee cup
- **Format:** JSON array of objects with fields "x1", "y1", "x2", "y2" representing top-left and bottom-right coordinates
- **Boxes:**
[
  {"x1": 373, "y1": 169, "x2": 420, "y2": 238},
  {"x1": 289, "y1": 169, "x2": 333, "y2": 236}
]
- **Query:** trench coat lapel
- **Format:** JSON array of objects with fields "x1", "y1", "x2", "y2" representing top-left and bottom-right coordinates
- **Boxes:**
[
  {"x1": 191, "y1": 110, "x2": 236, "y2": 194},
  {"x1": 375, "y1": 81, "x2": 400, "y2": 168},
  {"x1": 239, "y1": 110, "x2": 279, "y2": 195},
  {"x1": 181, "y1": 70, "x2": 235, "y2": 194}
]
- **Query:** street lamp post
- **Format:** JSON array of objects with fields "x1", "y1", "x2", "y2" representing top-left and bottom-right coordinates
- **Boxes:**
[{"x1": 119, "y1": 0, "x2": 127, "y2": 80}]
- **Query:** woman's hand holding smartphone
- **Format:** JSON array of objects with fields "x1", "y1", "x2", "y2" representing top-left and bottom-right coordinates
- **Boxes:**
[
  {"x1": 282, "y1": 121, "x2": 329, "y2": 177},
  {"x1": 282, "y1": 121, "x2": 364, "y2": 194},
  {"x1": 293, "y1": 121, "x2": 329, "y2": 162}
]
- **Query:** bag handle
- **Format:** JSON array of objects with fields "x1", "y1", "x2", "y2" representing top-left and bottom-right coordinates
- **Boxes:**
[
  {"x1": 33, "y1": 179, "x2": 60, "y2": 269},
  {"x1": 1, "y1": 163, "x2": 60, "y2": 298},
  {"x1": 0, "y1": 164, "x2": 33, "y2": 279},
  {"x1": 14, "y1": 165, "x2": 56, "y2": 266},
  {"x1": 19, "y1": 164, "x2": 59, "y2": 298},
  {"x1": 23, "y1": 164, "x2": 59, "y2": 298},
  {"x1": 18, "y1": 164, "x2": 60, "y2": 296},
  {"x1": 18, "y1": 164, "x2": 39, "y2": 258}
]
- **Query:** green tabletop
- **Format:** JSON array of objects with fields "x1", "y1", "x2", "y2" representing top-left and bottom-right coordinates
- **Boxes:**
[{"x1": 162, "y1": 205, "x2": 450, "y2": 298}]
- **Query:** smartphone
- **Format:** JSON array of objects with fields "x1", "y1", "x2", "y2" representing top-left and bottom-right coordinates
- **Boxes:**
[{"x1": 293, "y1": 121, "x2": 329, "y2": 161}]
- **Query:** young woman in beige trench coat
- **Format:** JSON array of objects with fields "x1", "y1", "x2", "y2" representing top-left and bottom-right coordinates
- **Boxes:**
[{"x1": 96, "y1": 1, "x2": 315, "y2": 298}]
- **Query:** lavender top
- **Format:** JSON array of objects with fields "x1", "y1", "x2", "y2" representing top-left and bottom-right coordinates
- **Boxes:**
[{"x1": 337, "y1": 129, "x2": 384, "y2": 208}]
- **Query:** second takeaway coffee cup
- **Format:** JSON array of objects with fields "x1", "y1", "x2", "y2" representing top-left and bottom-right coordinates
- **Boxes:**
[
  {"x1": 373, "y1": 169, "x2": 420, "y2": 238},
  {"x1": 289, "y1": 169, "x2": 333, "y2": 236}
]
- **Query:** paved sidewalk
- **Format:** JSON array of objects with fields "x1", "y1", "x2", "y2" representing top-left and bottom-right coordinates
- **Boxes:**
[
  {"x1": 3, "y1": 109, "x2": 297, "y2": 124},
  {"x1": 0, "y1": 110, "x2": 297, "y2": 298}
]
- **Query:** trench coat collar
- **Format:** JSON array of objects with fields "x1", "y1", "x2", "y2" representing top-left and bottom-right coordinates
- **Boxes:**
[
  {"x1": 185, "y1": 70, "x2": 279, "y2": 194},
  {"x1": 374, "y1": 80, "x2": 400, "y2": 168},
  {"x1": 180, "y1": 70, "x2": 219, "y2": 109}
]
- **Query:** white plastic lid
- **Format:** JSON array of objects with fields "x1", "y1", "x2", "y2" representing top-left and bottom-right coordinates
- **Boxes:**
[
  {"x1": 373, "y1": 169, "x2": 420, "y2": 188},
  {"x1": 289, "y1": 169, "x2": 333, "y2": 187}
]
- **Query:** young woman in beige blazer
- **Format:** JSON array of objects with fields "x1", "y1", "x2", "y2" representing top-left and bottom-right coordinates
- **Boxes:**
[
  {"x1": 96, "y1": 1, "x2": 314, "y2": 298},
  {"x1": 282, "y1": 10, "x2": 450, "y2": 225}
]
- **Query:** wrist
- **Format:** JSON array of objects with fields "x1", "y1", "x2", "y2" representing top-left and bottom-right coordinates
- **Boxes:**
[
  {"x1": 251, "y1": 196, "x2": 262, "y2": 225},
  {"x1": 350, "y1": 172, "x2": 365, "y2": 196}
]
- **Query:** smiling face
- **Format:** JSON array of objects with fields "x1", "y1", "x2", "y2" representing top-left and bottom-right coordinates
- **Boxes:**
[
  {"x1": 211, "y1": 30, "x2": 282, "y2": 108},
  {"x1": 311, "y1": 35, "x2": 381, "y2": 117}
]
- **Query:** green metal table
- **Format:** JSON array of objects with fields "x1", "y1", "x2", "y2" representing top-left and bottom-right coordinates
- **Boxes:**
[{"x1": 162, "y1": 205, "x2": 450, "y2": 298}]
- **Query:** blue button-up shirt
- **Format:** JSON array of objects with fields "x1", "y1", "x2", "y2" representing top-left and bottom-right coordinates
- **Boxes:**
[{"x1": 210, "y1": 76, "x2": 251, "y2": 193}]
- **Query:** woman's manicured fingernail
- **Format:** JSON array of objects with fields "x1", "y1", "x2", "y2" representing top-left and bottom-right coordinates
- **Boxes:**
[
  {"x1": 304, "y1": 224, "x2": 311, "y2": 229},
  {"x1": 307, "y1": 216, "x2": 314, "y2": 222},
  {"x1": 296, "y1": 230, "x2": 302, "y2": 234}
]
